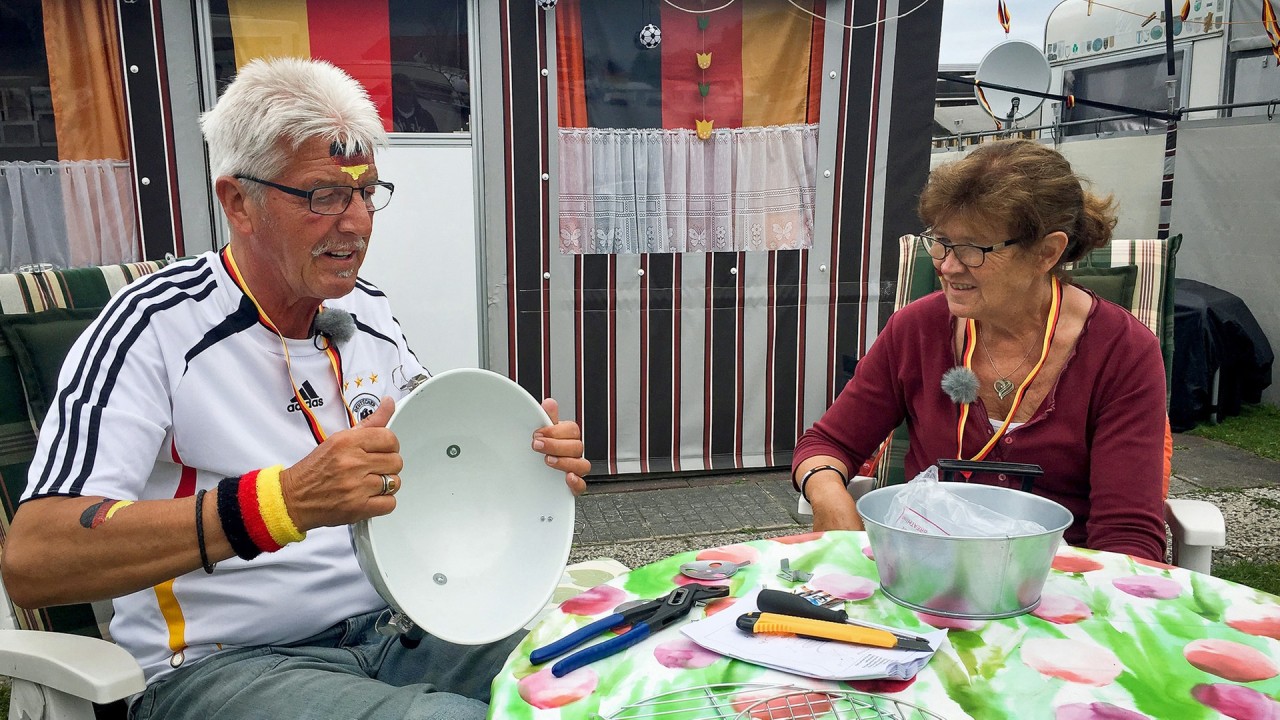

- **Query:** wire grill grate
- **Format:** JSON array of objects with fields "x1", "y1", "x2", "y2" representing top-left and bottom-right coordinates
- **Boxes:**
[{"x1": 599, "y1": 682, "x2": 949, "y2": 720}]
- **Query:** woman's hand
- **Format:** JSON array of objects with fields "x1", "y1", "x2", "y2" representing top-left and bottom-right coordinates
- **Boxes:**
[{"x1": 534, "y1": 398, "x2": 590, "y2": 495}]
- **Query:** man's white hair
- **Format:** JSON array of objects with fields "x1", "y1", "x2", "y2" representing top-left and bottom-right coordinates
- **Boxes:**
[{"x1": 200, "y1": 57, "x2": 388, "y2": 190}]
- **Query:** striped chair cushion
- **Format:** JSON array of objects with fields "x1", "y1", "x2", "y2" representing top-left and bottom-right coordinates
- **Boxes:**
[
  {"x1": 876, "y1": 234, "x2": 1182, "y2": 487},
  {"x1": 1068, "y1": 235, "x2": 1182, "y2": 387},
  {"x1": 0, "y1": 260, "x2": 169, "y2": 637}
]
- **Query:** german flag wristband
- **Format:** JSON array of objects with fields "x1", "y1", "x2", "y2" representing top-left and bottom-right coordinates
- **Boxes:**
[{"x1": 217, "y1": 465, "x2": 306, "y2": 561}]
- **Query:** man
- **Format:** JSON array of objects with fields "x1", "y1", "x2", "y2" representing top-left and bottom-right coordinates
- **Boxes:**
[{"x1": 1, "y1": 57, "x2": 589, "y2": 720}]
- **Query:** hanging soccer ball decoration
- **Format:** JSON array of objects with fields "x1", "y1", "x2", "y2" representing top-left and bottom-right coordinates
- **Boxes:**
[
  {"x1": 536, "y1": 0, "x2": 557, "y2": 8},
  {"x1": 638, "y1": 23, "x2": 662, "y2": 49}
]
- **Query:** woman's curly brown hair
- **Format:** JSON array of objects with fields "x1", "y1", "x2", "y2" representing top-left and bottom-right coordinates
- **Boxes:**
[{"x1": 918, "y1": 139, "x2": 1118, "y2": 265}]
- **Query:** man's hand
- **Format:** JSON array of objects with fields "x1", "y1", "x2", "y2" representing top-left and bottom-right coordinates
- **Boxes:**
[
  {"x1": 534, "y1": 398, "x2": 590, "y2": 495},
  {"x1": 280, "y1": 396, "x2": 403, "y2": 531}
]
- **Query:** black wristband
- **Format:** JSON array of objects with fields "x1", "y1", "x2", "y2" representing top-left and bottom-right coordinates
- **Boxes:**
[
  {"x1": 216, "y1": 476, "x2": 261, "y2": 561},
  {"x1": 195, "y1": 488, "x2": 216, "y2": 574},
  {"x1": 798, "y1": 464, "x2": 849, "y2": 503}
]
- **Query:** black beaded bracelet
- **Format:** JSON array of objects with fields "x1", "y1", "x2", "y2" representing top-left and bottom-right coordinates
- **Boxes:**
[
  {"x1": 216, "y1": 476, "x2": 261, "y2": 561},
  {"x1": 195, "y1": 488, "x2": 216, "y2": 574},
  {"x1": 798, "y1": 464, "x2": 849, "y2": 503}
]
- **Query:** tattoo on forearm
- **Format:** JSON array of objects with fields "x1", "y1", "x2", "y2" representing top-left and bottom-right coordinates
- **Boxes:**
[{"x1": 79, "y1": 499, "x2": 134, "y2": 529}]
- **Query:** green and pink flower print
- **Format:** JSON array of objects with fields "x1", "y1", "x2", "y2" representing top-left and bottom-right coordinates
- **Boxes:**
[{"x1": 490, "y1": 532, "x2": 1280, "y2": 720}]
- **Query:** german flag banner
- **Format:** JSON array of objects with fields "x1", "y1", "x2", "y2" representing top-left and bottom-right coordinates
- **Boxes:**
[
  {"x1": 221, "y1": 0, "x2": 467, "y2": 132},
  {"x1": 1264, "y1": 0, "x2": 1280, "y2": 62},
  {"x1": 997, "y1": 0, "x2": 1012, "y2": 33},
  {"x1": 554, "y1": 0, "x2": 824, "y2": 132}
]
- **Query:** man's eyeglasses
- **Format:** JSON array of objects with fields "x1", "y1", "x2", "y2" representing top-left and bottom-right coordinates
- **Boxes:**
[
  {"x1": 920, "y1": 232, "x2": 1022, "y2": 268},
  {"x1": 236, "y1": 176, "x2": 395, "y2": 215}
]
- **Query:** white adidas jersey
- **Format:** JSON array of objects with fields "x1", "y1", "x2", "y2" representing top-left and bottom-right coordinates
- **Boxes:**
[{"x1": 23, "y1": 251, "x2": 428, "y2": 684}]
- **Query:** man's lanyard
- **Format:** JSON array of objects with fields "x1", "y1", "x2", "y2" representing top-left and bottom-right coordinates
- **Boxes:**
[
  {"x1": 221, "y1": 246, "x2": 355, "y2": 443},
  {"x1": 956, "y1": 275, "x2": 1063, "y2": 462}
]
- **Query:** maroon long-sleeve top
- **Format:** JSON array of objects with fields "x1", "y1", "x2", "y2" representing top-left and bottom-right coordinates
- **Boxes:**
[{"x1": 794, "y1": 290, "x2": 1168, "y2": 561}]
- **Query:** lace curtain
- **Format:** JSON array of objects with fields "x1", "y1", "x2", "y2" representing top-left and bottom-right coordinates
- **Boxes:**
[
  {"x1": 0, "y1": 160, "x2": 139, "y2": 272},
  {"x1": 558, "y1": 124, "x2": 818, "y2": 254}
]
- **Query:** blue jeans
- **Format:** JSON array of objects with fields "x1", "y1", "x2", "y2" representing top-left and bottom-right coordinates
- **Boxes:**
[{"x1": 130, "y1": 610, "x2": 524, "y2": 720}]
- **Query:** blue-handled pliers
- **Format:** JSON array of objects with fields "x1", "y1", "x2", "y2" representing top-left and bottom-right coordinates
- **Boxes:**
[{"x1": 529, "y1": 583, "x2": 729, "y2": 677}]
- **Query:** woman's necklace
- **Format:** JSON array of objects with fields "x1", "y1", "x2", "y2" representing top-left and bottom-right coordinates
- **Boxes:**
[
  {"x1": 956, "y1": 275, "x2": 1063, "y2": 462},
  {"x1": 980, "y1": 330, "x2": 1038, "y2": 400}
]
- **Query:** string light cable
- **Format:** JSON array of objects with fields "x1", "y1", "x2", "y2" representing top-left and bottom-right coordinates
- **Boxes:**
[
  {"x1": 1069, "y1": 0, "x2": 1270, "y2": 27},
  {"x1": 661, "y1": 0, "x2": 938, "y2": 30},
  {"x1": 662, "y1": 0, "x2": 1271, "y2": 34}
]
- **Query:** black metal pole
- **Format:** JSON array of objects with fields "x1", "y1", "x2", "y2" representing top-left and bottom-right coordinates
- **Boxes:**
[
  {"x1": 1158, "y1": 0, "x2": 1179, "y2": 240},
  {"x1": 937, "y1": 73, "x2": 1180, "y2": 121}
]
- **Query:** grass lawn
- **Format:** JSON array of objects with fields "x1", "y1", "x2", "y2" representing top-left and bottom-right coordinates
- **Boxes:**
[
  {"x1": 1187, "y1": 403, "x2": 1280, "y2": 461},
  {"x1": 1216, "y1": 561, "x2": 1280, "y2": 597},
  {"x1": 1187, "y1": 403, "x2": 1280, "y2": 595}
]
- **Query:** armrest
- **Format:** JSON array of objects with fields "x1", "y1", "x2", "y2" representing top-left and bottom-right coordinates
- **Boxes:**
[
  {"x1": 796, "y1": 475, "x2": 876, "y2": 516},
  {"x1": 1166, "y1": 498, "x2": 1226, "y2": 574},
  {"x1": 0, "y1": 629, "x2": 145, "y2": 704},
  {"x1": 1164, "y1": 498, "x2": 1227, "y2": 547}
]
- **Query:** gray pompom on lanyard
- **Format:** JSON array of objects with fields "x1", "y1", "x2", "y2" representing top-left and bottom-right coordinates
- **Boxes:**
[{"x1": 941, "y1": 366, "x2": 980, "y2": 405}]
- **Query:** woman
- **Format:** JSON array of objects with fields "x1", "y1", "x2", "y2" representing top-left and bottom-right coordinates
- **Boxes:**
[{"x1": 793, "y1": 139, "x2": 1167, "y2": 561}]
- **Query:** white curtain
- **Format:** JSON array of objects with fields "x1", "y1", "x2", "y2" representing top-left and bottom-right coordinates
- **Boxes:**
[
  {"x1": 558, "y1": 124, "x2": 818, "y2": 254},
  {"x1": 0, "y1": 159, "x2": 139, "y2": 272}
]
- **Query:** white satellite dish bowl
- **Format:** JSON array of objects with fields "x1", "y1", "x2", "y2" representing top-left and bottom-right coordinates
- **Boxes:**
[
  {"x1": 352, "y1": 368, "x2": 575, "y2": 645},
  {"x1": 974, "y1": 39, "x2": 1052, "y2": 121}
]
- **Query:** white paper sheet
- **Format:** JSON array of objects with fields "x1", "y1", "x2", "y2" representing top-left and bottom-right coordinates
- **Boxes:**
[{"x1": 681, "y1": 588, "x2": 947, "y2": 681}]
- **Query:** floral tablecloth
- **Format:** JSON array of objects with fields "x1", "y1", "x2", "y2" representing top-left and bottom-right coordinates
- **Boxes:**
[{"x1": 490, "y1": 531, "x2": 1280, "y2": 719}]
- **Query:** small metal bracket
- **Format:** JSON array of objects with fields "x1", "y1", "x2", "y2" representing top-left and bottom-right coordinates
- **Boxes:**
[
  {"x1": 375, "y1": 608, "x2": 417, "y2": 637},
  {"x1": 777, "y1": 558, "x2": 812, "y2": 583}
]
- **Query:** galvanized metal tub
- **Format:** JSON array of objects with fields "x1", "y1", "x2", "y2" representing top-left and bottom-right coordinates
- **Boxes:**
[{"x1": 857, "y1": 483, "x2": 1073, "y2": 619}]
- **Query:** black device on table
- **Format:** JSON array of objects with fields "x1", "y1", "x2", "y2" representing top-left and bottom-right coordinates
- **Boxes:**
[{"x1": 936, "y1": 458, "x2": 1044, "y2": 492}]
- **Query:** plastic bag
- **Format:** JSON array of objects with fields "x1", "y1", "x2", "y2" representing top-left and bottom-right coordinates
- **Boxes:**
[{"x1": 884, "y1": 466, "x2": 1047, "y2": 536}]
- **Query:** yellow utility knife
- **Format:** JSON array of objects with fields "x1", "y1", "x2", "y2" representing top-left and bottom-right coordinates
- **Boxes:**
[{"x1": 736, "y1": 612, "x2": 933, "y2": 652}]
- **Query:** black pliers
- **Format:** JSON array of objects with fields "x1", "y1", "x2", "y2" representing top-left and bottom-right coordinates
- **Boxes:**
[{"x1": 529, "y1": 583, "x2": 729, "y2": 677}]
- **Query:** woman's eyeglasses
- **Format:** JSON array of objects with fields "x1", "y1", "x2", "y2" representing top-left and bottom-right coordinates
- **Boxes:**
[{"x1": 920, "y1": 232, "x2": 1022, "y2": 268}]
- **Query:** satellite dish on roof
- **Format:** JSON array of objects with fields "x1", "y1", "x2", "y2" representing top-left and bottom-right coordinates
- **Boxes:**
[{"x1": 974, "y1": 40, "x2": 1052, "y2": 122}]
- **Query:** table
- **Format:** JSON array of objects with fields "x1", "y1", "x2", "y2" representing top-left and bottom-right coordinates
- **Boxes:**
[
  {"x1": 1171, "y1": 278, "x2": 1273, "y2": 431},
  {"x1": 491, "y1": 532, "x2": 1280, "y2": 719}
]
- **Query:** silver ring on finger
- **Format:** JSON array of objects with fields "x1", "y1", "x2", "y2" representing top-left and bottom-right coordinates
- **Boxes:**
[{"x1": 379, "y1": 474, "x2": 397, "y2": 496}]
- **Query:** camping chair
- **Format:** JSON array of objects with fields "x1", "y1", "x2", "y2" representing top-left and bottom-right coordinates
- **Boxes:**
[
  {"x1": 0, "y1": 261, "x2": 628, "y2": 720},
  {"x1": 798, "y1": 234, "x2": 1225, "y2": 573}
]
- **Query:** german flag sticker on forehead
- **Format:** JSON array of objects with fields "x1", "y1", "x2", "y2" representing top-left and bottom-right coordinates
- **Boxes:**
[{"x1": 330, "y1": 140, "x2": 372, "y2": 180}]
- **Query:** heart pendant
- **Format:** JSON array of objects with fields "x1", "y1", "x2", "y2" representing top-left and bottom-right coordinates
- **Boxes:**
[{"x1": 994, "y1": 379, "x2": 1015, "y2": 400}]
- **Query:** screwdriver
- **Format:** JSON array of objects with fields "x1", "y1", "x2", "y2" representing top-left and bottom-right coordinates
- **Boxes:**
[{"x1": 756, "y1": 589, "x2": 932, "y2": 647}]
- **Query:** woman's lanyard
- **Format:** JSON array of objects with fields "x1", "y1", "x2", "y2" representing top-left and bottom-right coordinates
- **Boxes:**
[
  {"x1": 222, "y1": 246, "x2": 355, "y2": 444},
  {"x1": 956, "y1": 275, "x2": 1063, "y2": 462}
]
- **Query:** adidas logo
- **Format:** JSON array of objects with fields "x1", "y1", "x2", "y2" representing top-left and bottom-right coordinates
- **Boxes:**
[{"x1": 286, "y1": 381, "x2": 325, "y2": 413}]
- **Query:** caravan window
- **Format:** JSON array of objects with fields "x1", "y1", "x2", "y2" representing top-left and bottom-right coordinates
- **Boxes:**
[
  {"x1": 1061, "y1": 52, "x2": 1184, "y2": 136},
  {"x1": 0, "y1": 0, "x2": 141, "y2": 271},
  {"x1": 207, "y1": 0, "x2": 470, "y2": 134},
  {"x1": 1228, "y1": 49, "x2": 1280, "y2": 116},
  {"x1": 554, "y1": 0, "x2": 824, "y2": 254}
]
